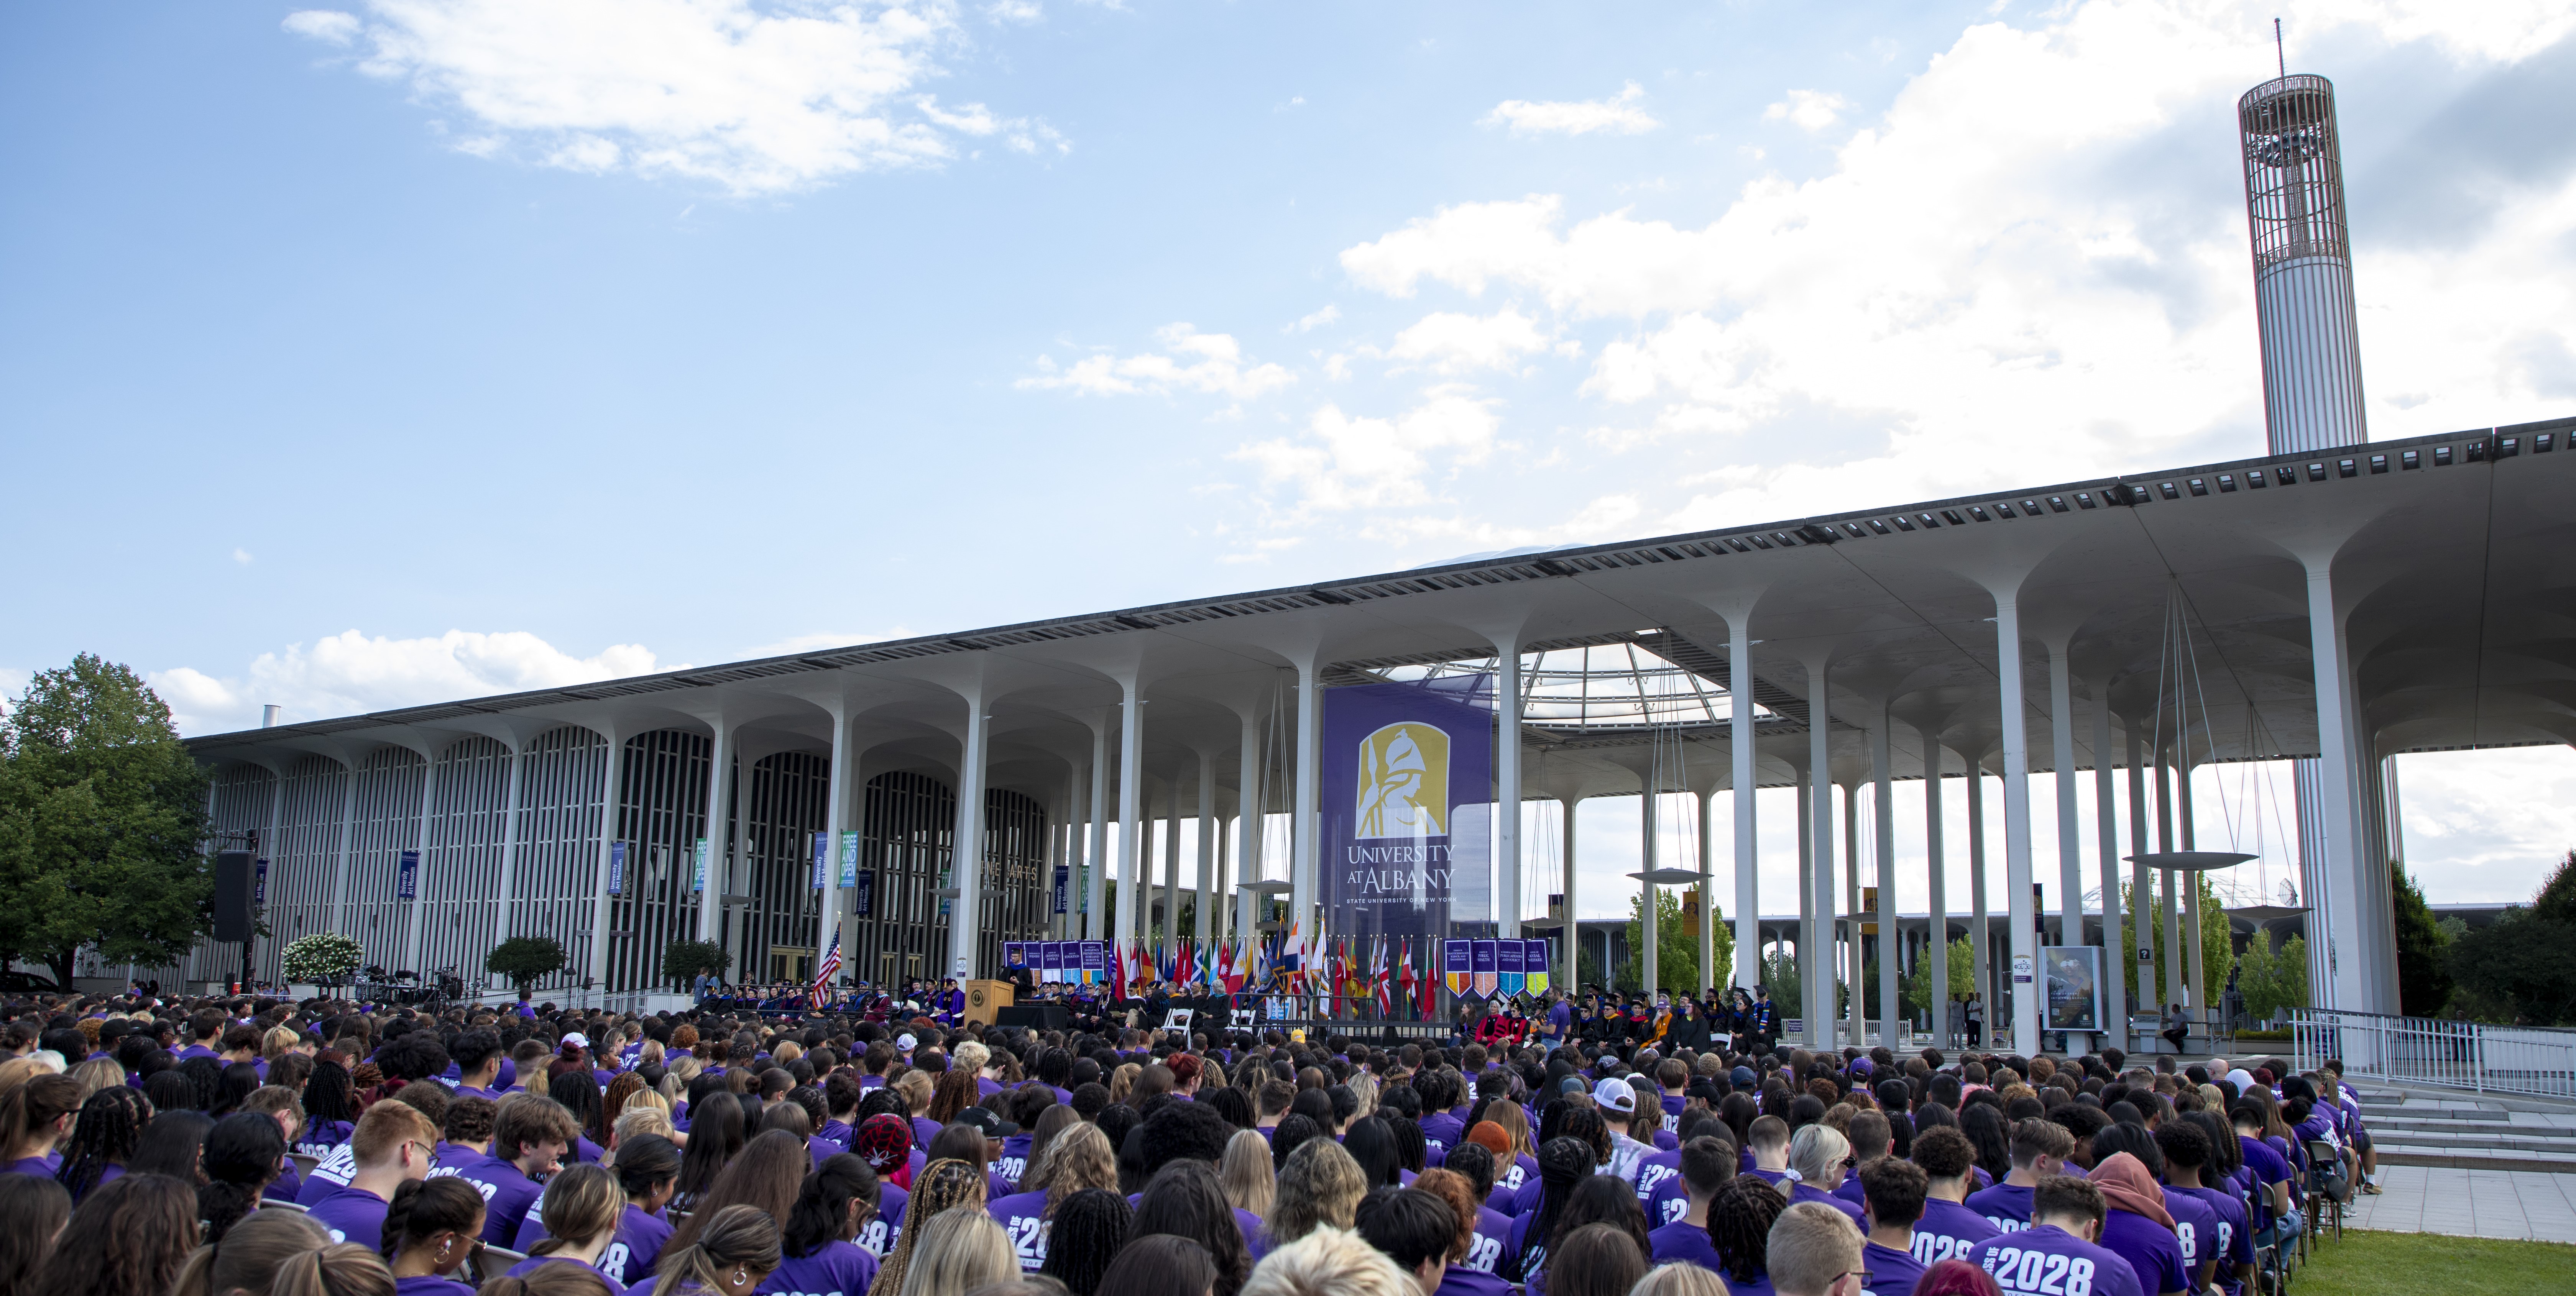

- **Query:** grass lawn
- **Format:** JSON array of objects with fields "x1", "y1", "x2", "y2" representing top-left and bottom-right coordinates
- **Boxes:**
[{"x1": 2295, "y1": 1230, "x2": 2576, "y2": 1295}]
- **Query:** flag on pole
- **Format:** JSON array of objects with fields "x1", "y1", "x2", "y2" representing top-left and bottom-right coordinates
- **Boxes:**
[
  {"x1": 813, "y1": 930, "x2": 842, "y2": 1002},
  {"x1": 1108, "y1": 938, "x2": 1127, "y2": 1002},
  {"x1": 1372, "y1": 937, "x2": 1393, "y2": 1016},
  {"x1": 1395, "y1": 938, "x2": 1415, "y2": 1017},
  {"x1": 1416, "y1": 937, "x2": 1437, "y2": 1018}
]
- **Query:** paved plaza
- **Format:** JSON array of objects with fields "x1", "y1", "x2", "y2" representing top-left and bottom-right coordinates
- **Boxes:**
[{"x1": 2345, "y1": 1164, "x2": 2576, "y2": 1243}]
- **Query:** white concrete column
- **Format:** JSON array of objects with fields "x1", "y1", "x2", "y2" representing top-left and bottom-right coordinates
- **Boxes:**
[
  {"x1": 1639, "y1": 766, "x2": 1659, "y2": 994},
  {"x1": 1161, "y1": 783, "x2": 1181, "y2": 950},
  {"x1": 1730, "y1": 618, "x2": 1760, "y2": 993},
  {"x1": 1562, "y1": 796, "x2": 1582, "y2": 983},
  {"x1": 2093, "y1": 691, "x2": 2127, "y2": 1038},
  {"x1": 1696, "y1": 787, "x2": 1715, "y2": 994},
  {"x1": 583, "y1": 732, "x2": 625, "y2": 993},
  {"x1": 400, "y1": 752, "x2": 438, "y2": 976},
  {"x1": 492, "y1": 744, "x2": 527, "y2": 951},
  {"x1": 1236, "y1": 708, "x2": 1263, "y2": 945},
  {"x1": 815, "y1": 715, "x2": 852, "y2": 977},
  {"x1": 1115, "y1": 687, "x2": 1144, "y2": 954},
  {"x1": 1843, "y1": 781, "x2": 1863, "y2": 1047},
  {"x1": 2128, "y1": 722, "x2": 2155, "y2": 1029},
  {"x1": 1197, "y1": 750, "x2": 1216, "y2": 949},
  {"x1": 1962, "y1": 750, "x2": 1990, "y2": 1017},
  {"x1": 329, "y1": 755, "x2": 362, "y2": 933},
  {"x1": 2158, "y1": 750, "x2": 2182, "y2": 1013},
  {"x1": 2179, "y1": 746, "x2": 2203, "y2": 1011},
  {"x1": 1805, "y1": 663, "x2": 1835, "y2": 1048},
  {"x1": 1088, "y1": 717, "x2": 1111, "y2": 943},
  {"x1": 1918, "y1": 724, "x2": 1948, "y2": 1045},
  {"x1": 1493, "y1": 637, "x2": 1524, "y2": 937},
  {"x1": 1873, "y1": 715, "x2": 1899, "y2": 1046},
  {"x1": 697, "y1": 723, "x2": 733, "y2": 943},
  {"x1": 1994, "y1": 594, "x2": 2042, "y2": 1056},
  {"x1": 2048, "y1": 645, "x2": 2084, "y2": 956},
  {"x1": 1291, "y1": 657, "x2": 1322, "y2": 948},
  {"x1": 948, "y1": 689, "x2": 992, "y2": 978}
]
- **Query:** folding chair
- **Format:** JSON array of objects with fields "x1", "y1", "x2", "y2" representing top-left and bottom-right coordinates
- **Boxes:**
[{"x1": 476, "y1": 1245, "x2": 529, "y2": 1285}]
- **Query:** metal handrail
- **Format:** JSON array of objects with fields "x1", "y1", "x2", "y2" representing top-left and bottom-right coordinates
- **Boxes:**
[{"x1": 2289, "y1": 1007, "x2": 2576, "y2": 1099}]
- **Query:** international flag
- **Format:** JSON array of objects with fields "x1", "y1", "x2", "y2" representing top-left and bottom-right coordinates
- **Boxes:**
[
  {"x1": 1416, "y1": 938, "x2": 1437, "y2": 1018},
  {"x1": 1372, "y1": 937, "x2": 1393, "y2": 1016},
  {"x1": 1107, "y1": 938, "x2": 1126, "y2": 1001},
  {"x1": 1395, "y1": 938, "x2": 1416, "y2": 1016},
  {"x1": 812, "y1": 930, "x2": 842, "y2": 1001}
]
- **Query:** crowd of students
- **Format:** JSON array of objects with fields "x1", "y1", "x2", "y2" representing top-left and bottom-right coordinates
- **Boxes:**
[{"x1": 0, "y1": 989, "x2": 2376, "y2": 1296}]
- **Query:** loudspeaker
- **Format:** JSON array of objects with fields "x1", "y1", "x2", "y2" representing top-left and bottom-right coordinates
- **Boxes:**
[
  {"x1": 995, "y1": 1004, "x2": 1069, "y2": 1032},
  {"x1": 212, "y1": 851, "x2": 255, "y2": 943}
]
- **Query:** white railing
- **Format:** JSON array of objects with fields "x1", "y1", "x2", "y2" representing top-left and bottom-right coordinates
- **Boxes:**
[{"x1": 2290, "y1": 1007, "x2": 2576, "y2": 1099}]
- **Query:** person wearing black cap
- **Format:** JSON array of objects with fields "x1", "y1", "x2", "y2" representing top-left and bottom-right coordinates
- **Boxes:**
[{"x1": 954, "y1": 1106, "x2": 1021, "y2": 1196}]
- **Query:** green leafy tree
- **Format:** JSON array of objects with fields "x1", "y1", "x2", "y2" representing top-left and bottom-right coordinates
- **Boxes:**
[
  {"x1": 1761, "y1": 949, "x2": 1802, "y2": 1022},
  {"x1": 0, "y1": 655, "x2": 211, "y2": 989},
  {"x1": 2235, "y1": 934, "x2": 2310, "y2": 1024},
  {"x1": 2446, "y1": 851, "x2": 2576, "y2": 1025},
  {"x1": 2118, "y1": 875, "x2": 2236, "y2": 1012},
  {"x1": 2391, "y1": 861, "x2": 2453, "y2": 1017},
  {"x1": 663, "y1": 938, "x2": 732, "y2": 990},
  {"x1": 486, "y1": 936, "x2": 568, "y2": 1001},
  {"x1": 1621, "y1": 889, "x2": 1732, "y2": 995},
  {"x1": 1903, "y1": 936, "x2": 1978, "y2": 1021}
]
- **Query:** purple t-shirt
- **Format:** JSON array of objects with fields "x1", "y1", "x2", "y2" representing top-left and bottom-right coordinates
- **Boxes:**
[
  {"x1": 1787, "y1": 1182, "x2": 1867, "y2": 1230},
  {"x1": 2172, "y1": 1185, "x2": 2252, "y2": 1296},
  {"x1": 1966, "y1": 1182, "x2": 2036, "y2": 1232},
  {"x1": 1464, "y1": 1206, "x2": 1512, "y2": 1275},
  {"x1": 504, "y1": 1257, "x2": 627, "y2": 1295},
  {"x1": 307, "y1": 1185, "x2": 392, "y2": 1248},
  {"x1": 1420, "y1": 1112, "x2": 1465, "y2": 1155},
  {"x1": 757, "y1": 1240, "x2": 879, "y2": 1296},
  {"x1": 394, "y1": 1277, "x2": 477, "y2": 1296},
  {"x1": 2098, "y1": 1208, "x2": 2188, "y2": 1296},
  {"x1": 1913, "y1": 1197, "x2": 2002, "y2": 1264},
  {"x1": 858, "y1": 1184, "x2": 908, "y2": 1258},
  {"x1": 1649, "y1": 1217, "x2": 1724, "y2": 1270},
  {"x1": 1634, "y1": 1147, "x2": 1684, "y2": 1208},
  {"x1": 989, "y1": 1190, "x2": 1050, "y2": 1270},
  {"x1": 1438, "y1": 1265, "x2": 1516, "y2": 1296},
  {"x1": 996, "y1": 1134, "x2": 1033, "y2": 1189},
  {"x1": 1861, "y1": 1239, "x2": 1925, "y2": 1296},
  {"x1": 456, "y1": 1157, "x2": 548, "y2": 1245},
  {"x1": 2165, "y1": 1189, "x2": 2219, "y2": 1275},
  {"x1": 597, "y1": 1204, "x2": 675, "y2": 1288},
  {"x1": 1970, "y1": 1224, "x2": 2146, "y2": 1296}
]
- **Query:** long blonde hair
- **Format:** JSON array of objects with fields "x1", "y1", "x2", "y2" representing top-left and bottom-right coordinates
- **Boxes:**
[
  {"x1": 866, "y1": 1159, "x2": 989, "y2": 1296},
  {"x1": 1220, "y1": 1129, "x2": 1276, "y2": 1219},
  {"x1": 1029, "y1": 1122, "x2": 1117, "y2": 1217},
  {"x1": 895, "y1": 1207, "x2": 1015, "y2": 1296},
  {"x1": 1269, "y1": 1138, "x2": 1365, "y2": 1245}
]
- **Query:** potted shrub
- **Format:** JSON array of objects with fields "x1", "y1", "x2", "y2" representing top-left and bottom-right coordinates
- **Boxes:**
[{"x1": 485, "y1": 936, "x2": 568, "y2": 1003}]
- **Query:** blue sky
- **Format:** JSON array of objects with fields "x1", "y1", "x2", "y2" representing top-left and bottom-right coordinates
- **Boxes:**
[{"x1": 5, "y1": 0, "x2": 2574, "y2": 907}]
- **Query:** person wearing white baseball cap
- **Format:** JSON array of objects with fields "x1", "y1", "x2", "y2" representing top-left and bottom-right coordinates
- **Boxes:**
[
  {"x1": 895, "y1": 1033, "x2": 917, "y2": 1058},
  {"x1": 1593, "y1": 1076, "x2": 1655, "y2": 1186}
]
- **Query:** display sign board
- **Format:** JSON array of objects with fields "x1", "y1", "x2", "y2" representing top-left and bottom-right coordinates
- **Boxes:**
[
  {"x1": 396, "y1": 849, "x2": 418, "y2": 900},
  {"x1": 607, "y1": 842, "x2": 626, "y2": 896},
  {"x1": 1320, "y1": 679, "x2": 1495, "y2": 939},
  {"x1": 2042, "y1": 945, "x2": 2106, "y2": 1033}
]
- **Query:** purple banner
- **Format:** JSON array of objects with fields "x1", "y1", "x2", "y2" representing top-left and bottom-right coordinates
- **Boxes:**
[
  {"x1": 1320, "y1": 679, "x2": 1495, "y2": 939},
  {"x1": 1471, "y1": 939, "x2": 1500, "y2": 997},
  {"x1": 1497, "y1": 939, "x2": 1525, "y2": 996}
]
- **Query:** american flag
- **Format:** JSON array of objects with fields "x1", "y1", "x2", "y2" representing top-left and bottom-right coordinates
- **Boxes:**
[{"x1": 812, "y1": 930, "x2": 842, "y2": 1001}]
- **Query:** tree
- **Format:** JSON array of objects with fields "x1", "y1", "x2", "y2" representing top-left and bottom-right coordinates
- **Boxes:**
[
  {"x1": 2235, "y1": 935, "x2": 2309, "y2": 1024},
  {"x1": 2391, "y1": 861, "x2": 2453, "y2": 1017},
  {"x1": 663, "y1": 938, "x2": 732, "y2": 990},
  {"x1": 1761, "y1": 949, "x2": 1802, "y2": 1022},
  {"x1": 1903, "y1": 937, "x2": 1978, "y2": 1021},
  {"x1": 2119, "y1": 874, "x2": 2236, "y2": 1012},
  {"x1": 0, "y1": 655, "x2": 211, "y2": 989},
  {"x1": 2445, "y1": 851, "x2": 2576, "y2": 1025},
  {"x1": 1621, "y1": 889, "x2": 1732, "y2": 995},
  {"x1": 485, "y1": 936, "x2": 568, "y2": 1001}
]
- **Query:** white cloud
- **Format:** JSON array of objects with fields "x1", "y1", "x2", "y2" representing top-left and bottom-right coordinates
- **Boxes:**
[
  {"x1": 1017, "y1": 325, "x2": 1295, "y2": 399},
  {"x1": 283, "y1": 0, "x2": 1059, "y2": 195},
  {"x1": 2390, "y1": 747, "x2": 2576, "y2": 903},
  {"x1": 282, "y1": 9, "x2": 361, "y2": 44},
  {"x1": 232, "y1": 548, "x2": 254, "y2": 565},
  {"x1": 1763, "y1": 89, "x2": 1850, "y2": 131},
  {"x1": 1482, "y1": 81, "x2": 1661, "y2": 136},
  {"x1": 1383, "y1": 307, "x2": 1553, "y2": 374},
  {"x1": 1289, "y1": 304, "x2": 1340, "y2": 333},
  {"x1": 149, "y1": 629, "x2": 659, "y2": 735},
  {"x1": 1233, "y1": 390, "x2": 1499, "y2": 514},
  {"x1": 1338, "y1": 0, "x2": 2576, "y2": 530}
]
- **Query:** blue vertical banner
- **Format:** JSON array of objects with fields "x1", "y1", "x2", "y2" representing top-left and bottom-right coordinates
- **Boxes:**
[
  {"x1": 253, "y1": 858, "x2": 268, "y2": 904},
  {"x1": 692, "y1": 838, "x2": 709, "y2": 893},
  {"x1": 851, "y1": 869, "x2": 874, "y2": 917},
  {"x1": 811, "y1": 832, "x2": 830, "y2": 889},
  {"x1": 839, "y1": 830, "x2": 859, "y2": 888},
  {"x1": 1081, "y1": 940, "x2": 1106, "y2": 985},
  {"x1": 1320, "y1": 678, "x2": 1496, "y2": 940},
  {"x1": 1471, "y1": 939, "x2": 1499, "y2": 997},
  {"x1": 1052, "y1": 865, "x2": 1070, "y2": 914},
  {"x1": 608, "y1": 842, "x2": 627, "y2": 896},
  {"x1": 1498, "y1": 939, "x2": 1525, "y2": 997},
  {"x1": 1523, "y1": 938, "x2": 1551, "y2": 995},
  {"x1": 397, "y1": 849, "x2": 419, "y2": 900}
]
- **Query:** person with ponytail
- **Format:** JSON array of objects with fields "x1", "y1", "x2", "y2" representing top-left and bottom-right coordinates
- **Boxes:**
[
  {"x1": 1506, "y1": 1136, "x2": 1596, "y2": 1285},
  {"x1": 504, "y1": 1162, "x2": 631, "y2": 1291},
  {"x1": 646, "y1": 1202, "x2": 782, "y2": 1296},
  {"x1": 53, "y1": 1083, "x2": 149, "y2": 1201},
  {"x1": 0, "y1": 1073, "x2": 81, "y2": 1176},
  {"x1": 764, "y1": 1152, "x2": 883, "y2": 1296},
  {"x1": 201, "y1": 1111, "x2": 290, "y2": 1245},
  {"x1": 864, "y1": 1159, "x2": 987, "y2": 1296},
  {"x1": 382, "y1": 1177, "x2": 488, "y2": 1296},
  {"x1": 593, "y1": 1132, "x2": 681, "y2": 1288},
  {"x1": 171, "y1": 1206, "x2": 398, "y2": 1296}
]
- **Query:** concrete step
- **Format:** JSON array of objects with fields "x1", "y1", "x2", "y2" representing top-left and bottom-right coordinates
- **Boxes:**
[{"x1": 2371, "y1": 1142, "x2": 2576, "y2": 1174}]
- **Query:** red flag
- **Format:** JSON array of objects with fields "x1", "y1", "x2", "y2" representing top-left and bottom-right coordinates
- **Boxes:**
[
  {"x1": 1417, "y1": 937, "x2": 1436, "y2": 1018},
  {"x1": 1373, "y1": 937, "x2": 1394, "y2": 1016},
  {"x1": 1108, "y1": 938, "x2": 1126, "y2": 1002}
]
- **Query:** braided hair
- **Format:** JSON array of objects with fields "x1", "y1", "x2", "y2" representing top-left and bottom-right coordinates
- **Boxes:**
[
  {"x1": 1509, "y1": 1135, "x2": 1597, "y2": 1283},
  {"x1": 864, "y1": 1158, "x2": 988, "y2": 1296},
  {"x1": 1035, "y1": 1188, "x2": 1130, "y2": 1296},
  {"x1": 1706, "y1": 1176, "x2": 1786, "y2": 1285},
  {"x1": 305, "y1": 1058, "x2": 358, "y2": 1126},
  {"x1": 198, "y1": 1112, "x2": 287, "y2": 1245},
  {"x1": 55, "y1": 1086, "x2": 151, "y2": 1201}
]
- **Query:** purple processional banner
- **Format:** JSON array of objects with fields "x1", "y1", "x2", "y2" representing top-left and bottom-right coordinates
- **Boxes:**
[{"x1": 1320, "y1": 679, "x2": 1495, "y2": 940}]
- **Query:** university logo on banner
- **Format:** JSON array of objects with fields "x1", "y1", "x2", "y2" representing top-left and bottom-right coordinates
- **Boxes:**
[
  {"x1": 1523, "y1": 938, "x2": 1551, "y2": 995},
  {"x1": 1358, "y1": 723, "x2": 1449, "y2": 837},
  {"x1": 1321, "y1": 680, "x2": 1494, "y2": 942},
  {"x1": 1471, "y1": 939, "x2": 1499, "y2": 997},
  {"x1": 1444, "y1": 939, "x2": 1472, "y2": 995},
  {"x1": 1497, "y1": 940, "x2": 1525, "y2": 997}
]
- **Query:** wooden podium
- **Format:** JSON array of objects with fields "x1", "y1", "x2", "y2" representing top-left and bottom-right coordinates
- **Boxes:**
[{"x1": 964, "y1": 979, "x2": 1015, "y2": 1028}]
